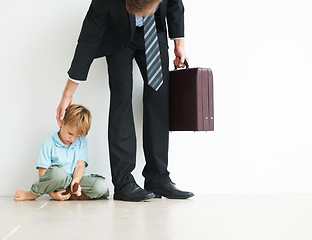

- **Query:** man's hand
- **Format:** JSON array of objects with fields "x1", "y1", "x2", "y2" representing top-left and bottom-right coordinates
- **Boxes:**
[
  {"x1": 49, "y1": 190, "x2": 71, "y2": 201},
  {"x1": 173, "y1": 39, "x2": 189, "y2": 68},
  {"x1": 56, "y1": 96, "x2": 72, "y2": 128},
  {"x1": 56, "y1": 79, "x2": 79, "y2": 128}
]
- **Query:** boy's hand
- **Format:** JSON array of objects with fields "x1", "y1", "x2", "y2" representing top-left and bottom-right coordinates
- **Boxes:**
[
  {"x1": 49, "y1": 190, "x2": 71, "y2": 201},
  {"x1": 71, "y1": 161, "x2": 85, "y2": 196},
  {"x1": 71, "y1": 181, "x2": 82, "y2": 196}
]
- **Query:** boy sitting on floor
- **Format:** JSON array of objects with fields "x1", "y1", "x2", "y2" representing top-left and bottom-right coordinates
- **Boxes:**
[{"x1": 14, "y1": 104, "x2": 109, "y2": 201}]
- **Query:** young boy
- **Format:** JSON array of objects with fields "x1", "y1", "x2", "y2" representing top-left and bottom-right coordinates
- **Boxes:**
[{"x1": 14, "y1": 104, "x2": 109, "y2": 201}]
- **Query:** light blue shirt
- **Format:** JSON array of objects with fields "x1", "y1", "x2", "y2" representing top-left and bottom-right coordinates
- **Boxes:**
[
  {"x1": 135, "y1": 15, "x2": 145, "y2": 27},
  {"x1": 36, "y1": 132, "x2": 88, "y2": 177}
]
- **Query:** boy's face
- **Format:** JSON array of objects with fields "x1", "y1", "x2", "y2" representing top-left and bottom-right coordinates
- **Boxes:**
[{"x1": 58, "y1": 123, "x2": 81, "y2": 147}]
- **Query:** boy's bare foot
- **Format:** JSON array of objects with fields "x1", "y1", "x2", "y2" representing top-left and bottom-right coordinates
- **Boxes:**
[{"x1": 14, "y1": 190, "x2": 40, "y2": 201}]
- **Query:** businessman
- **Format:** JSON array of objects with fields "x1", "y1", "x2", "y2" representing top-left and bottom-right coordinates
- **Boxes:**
[{"x1": 56, "y1": 0, "x2": 194, "y2": 201}]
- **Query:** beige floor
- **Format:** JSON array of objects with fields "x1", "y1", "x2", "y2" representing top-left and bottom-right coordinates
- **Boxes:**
[{"x1": 1, "y1": 194, "x2": 312, "y2": 240}]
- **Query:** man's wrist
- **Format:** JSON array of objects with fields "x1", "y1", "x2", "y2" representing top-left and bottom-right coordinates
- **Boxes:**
[
  {"x1": 62, "y1": 80, "x2": 78, "y2": 98},
  {"x1": 68, "y1": 76, "x2": 83, "y2": 84},
  {"x1": 174, "y1": 38, "x2": 185, "y2": 48}
]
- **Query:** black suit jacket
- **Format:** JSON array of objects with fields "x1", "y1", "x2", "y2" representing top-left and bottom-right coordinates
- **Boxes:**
[{"x1": 68, "y1": 0, "x2": 185, "y2": 81}]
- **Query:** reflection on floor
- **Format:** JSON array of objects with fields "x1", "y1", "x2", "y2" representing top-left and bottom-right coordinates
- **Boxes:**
[{"x1": 1, "y1": 194, "x2": 312, "y2": 240}]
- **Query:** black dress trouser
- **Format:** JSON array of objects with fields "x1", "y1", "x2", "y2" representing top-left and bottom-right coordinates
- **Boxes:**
[{"x1": 106, "y1": 27, "x2": 171, "y2": 191}]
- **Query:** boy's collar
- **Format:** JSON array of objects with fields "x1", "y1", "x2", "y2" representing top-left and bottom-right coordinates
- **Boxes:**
[{"x1": 53, "y1": 131, "x2": 79, "y2": 148}]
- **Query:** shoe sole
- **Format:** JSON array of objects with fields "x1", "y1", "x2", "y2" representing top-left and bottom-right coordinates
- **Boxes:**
[
  {"x1": 152, "y1": 192, "x2": 195, "y2": 199},
  {"x1": 113, "y1": 193, "x2": 155, "y2": 202}
]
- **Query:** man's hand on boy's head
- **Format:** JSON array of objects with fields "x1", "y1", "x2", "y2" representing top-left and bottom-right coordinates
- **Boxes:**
[
  {"x1": 56, "y1": 96, "x2": 72, "y2": 128},
  {"x1": 57, "y1": 79, "x2": 79, "y2": 128},
  {"x1": 49, "y1": 190, "x2": 71, "y2": 201}
]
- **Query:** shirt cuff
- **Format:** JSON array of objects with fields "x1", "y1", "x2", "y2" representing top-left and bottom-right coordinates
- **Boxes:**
[
  {"x1": 68, "y1": 75, "x2": 83, "y2": 84},
  {"x1": 170, "y1": 37, "x2": 184, "y2": 40}
]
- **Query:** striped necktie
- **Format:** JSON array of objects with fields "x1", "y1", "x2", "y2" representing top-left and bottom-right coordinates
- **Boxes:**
[{"x1": 144, "y1": 15, "x2": 163, "y2": 91}]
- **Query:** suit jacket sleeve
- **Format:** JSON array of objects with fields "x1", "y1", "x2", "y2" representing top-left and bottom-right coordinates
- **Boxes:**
[
  {"x1": 68, "y1": 0, "x2": 109, "y2": 81},
  {"x1": 166, "y1": 0, "x2": 185, "y2": 39}
]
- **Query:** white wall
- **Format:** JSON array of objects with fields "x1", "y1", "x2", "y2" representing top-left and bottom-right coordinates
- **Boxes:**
[{"x1": 1, "y1": 0, "x2": 312, "y2": 196}]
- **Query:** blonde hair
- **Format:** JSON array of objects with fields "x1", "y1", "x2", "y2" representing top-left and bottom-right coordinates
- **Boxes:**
[
  {"x1": 63, "y1": 104, "x2": 92, "y2": 136},
  {"x1": 126, "y1": 0, "x2": 161, "y2": 15}
]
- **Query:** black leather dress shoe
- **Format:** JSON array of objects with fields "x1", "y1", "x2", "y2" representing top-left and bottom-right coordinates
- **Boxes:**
[
  {"x1": 114, "y1": 182, "x2": 155, "y2": 202},
  {"x1": 146, "y1": 182, "x2": 194, "y2": 199}
]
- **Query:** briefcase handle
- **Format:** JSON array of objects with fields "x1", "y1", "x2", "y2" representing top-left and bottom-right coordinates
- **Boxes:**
[{"x1": 174, "y1": 59, "x2": 189, "y2": 70}]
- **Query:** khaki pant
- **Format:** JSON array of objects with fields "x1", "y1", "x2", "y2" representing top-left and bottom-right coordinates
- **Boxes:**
[{"x1": 30, "y1": 165, "x2": 109, "y2": 199}]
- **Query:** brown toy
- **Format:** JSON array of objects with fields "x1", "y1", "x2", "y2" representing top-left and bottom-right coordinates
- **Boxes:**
[{"x1": 62, "y1": 182, "x2": 91, "y2": 200}]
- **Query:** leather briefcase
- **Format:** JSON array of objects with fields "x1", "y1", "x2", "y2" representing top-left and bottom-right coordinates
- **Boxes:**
[{"x1": 169, "y1": 64, "x2": 214, "y2": 131}]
